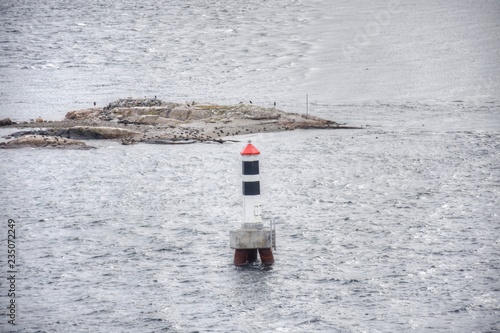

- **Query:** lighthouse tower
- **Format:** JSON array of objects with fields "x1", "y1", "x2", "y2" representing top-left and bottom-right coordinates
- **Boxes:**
[{"x1": 230, "y1": 141, "x2": 275, "y2": 266}]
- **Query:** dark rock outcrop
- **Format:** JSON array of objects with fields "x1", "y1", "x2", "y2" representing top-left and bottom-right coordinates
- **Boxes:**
[
  {"x1": 0, "y1": 118, "x2": 13, "y2": 126},
  {"x1": 5, "y1": 126, "x2": 141, "y2": 140},
  {"x1": 66, "y1": 126, "x2": 141, "y2": 140},
  {"x1": 0, "y1": 135, "x2": 95, "y2": 150}
]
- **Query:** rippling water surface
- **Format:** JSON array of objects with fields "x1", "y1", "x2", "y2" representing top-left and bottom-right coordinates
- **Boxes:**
[
  {"x1": 1, "y1": 0, "x2": 500, "y2": 332},
  {"x1": 1, "y1": 0, "x2": 499, "y2": 119},
  {"x1": 1, "y1": 104, "x2": 499, "y2": 332},
  {"x1": 1, "y1": 0, "x2": 321, "y2": 119}
]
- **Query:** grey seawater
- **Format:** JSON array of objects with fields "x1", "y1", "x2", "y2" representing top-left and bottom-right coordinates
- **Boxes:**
[
  {"x1": 1, "y1": 0, "x2": 500, "y2": 331},
  {"x1": 2, "y1": 0, "x2": 499, "y2": 121},
  {"x1": 1, "y1": 102, "x2": 499, "y2": 332},
  {"x1": 0, "y1": 0, "x2": 317, "y2": 120}
]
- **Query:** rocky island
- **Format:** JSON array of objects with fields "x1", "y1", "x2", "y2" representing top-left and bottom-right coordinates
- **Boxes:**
[{"x1": 1, "y1": 98, "x2": 353, "y2": 149}]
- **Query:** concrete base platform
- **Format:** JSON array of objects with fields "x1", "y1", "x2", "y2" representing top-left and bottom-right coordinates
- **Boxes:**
[{"x1": 229, "y1": 228, "x2": 273, "y2": 249}]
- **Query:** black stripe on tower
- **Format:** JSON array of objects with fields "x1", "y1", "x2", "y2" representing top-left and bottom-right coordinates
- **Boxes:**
[
  {"x1": 242, "y1": 161, "x2": 259, "y2": 175},
  {"x1": 242, "y1": 181, "x2": 260, "y2": 196}
]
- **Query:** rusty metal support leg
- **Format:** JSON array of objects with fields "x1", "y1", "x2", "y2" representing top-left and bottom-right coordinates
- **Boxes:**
[
  {"x1": 234, "y1": 249, "x2": 248, "y2": 266},
  {"x1": 258, "y1": 248, "x2": 274, "y2": 265},
  {"x1": 247, "y1": 249, "x2": 258, "y2": 263}
]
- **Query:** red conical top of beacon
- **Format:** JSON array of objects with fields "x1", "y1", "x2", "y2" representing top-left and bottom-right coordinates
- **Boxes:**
[{"x1": 241, "y1": 141, "x2": 260, "y2": 155}]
